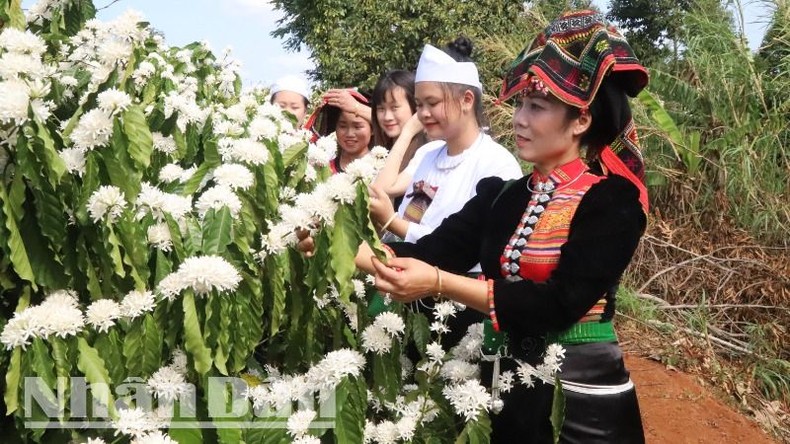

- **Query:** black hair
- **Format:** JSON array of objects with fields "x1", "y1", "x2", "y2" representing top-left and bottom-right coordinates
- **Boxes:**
[
  {"x1": 315, "y1": 91, "x2": 374, "y2": 149},
  {"x1": 566, "y1": 76, "x2": 632, "y2": 161},
  {"x1": 371, "y1": 70, "x2": 417, "y2": 148},
  {"x1": 438, "y1": 36, "x2": 488, "y2": 130}
]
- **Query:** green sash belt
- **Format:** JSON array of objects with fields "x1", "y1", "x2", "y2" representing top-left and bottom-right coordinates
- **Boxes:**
[{"x1": 547, "y1": 321, "x2": 617, "y2": 345}]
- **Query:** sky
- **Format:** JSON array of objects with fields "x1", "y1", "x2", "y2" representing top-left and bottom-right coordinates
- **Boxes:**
[{"x1": 22, "y1": 0, "x2": 772, "y2": 88}]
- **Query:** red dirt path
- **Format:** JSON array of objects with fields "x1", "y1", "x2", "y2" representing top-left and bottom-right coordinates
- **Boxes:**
[{"x1": 625, "y1": 355, "x2": 777, "y2": 444}]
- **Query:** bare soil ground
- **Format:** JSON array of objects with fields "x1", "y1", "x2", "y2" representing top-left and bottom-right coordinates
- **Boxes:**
[{"x1": 626, "y1": 354, "x2": 778, "y2": 443}]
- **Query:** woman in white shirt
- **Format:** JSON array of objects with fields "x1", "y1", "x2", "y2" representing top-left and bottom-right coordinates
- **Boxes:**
[{"x1": 371, "y1": 38, "x2": 522, "y2": 248}]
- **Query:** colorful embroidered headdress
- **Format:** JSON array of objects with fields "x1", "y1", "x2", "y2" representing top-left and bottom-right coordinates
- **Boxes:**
[{"x1": 499, "y1": 10, "x2": 650, "y2": 211}]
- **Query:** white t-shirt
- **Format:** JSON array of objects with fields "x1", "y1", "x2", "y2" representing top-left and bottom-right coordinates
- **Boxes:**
[{"x1": 397, "y1": 133, "x2": 522, "y2": 258}]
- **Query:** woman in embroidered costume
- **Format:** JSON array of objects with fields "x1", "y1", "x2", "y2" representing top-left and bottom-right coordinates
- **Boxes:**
[
  {"x1": 301, "y1": 10, "x2": 650, "y2": 443},
  {"x1": 305, "y1": 89, "x2": 374, "y2": 174}
]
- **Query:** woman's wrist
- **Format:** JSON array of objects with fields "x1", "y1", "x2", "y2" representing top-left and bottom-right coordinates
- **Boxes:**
[{"x1": 379, "y1": 213, "x2": 397, "y2": 233}]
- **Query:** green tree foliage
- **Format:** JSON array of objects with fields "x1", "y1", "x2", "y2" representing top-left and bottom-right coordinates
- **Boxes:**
[
  {"x1": 270, "y1": 0, "x2": 527, "y2": 89},
  {"x1": 631, "y1": 0, "x2": 789, "y2": 242},
  {"x1": 607, "y1": 0, "x2": 691, "y2": 65}
]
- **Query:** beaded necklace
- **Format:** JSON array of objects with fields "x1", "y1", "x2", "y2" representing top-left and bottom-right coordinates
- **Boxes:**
[{"x1": 500, "y1": 165, "x2": 587, "y2": 280}]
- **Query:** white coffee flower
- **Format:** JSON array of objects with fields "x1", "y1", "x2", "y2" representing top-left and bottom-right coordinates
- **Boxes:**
[
  {"x1": 130, "y1": 431, "x2": 177, "y2": 444},
  {"x1": 373, "y1": 421, "x2": 399, "y2": 444},
  {"x1": 361, "y1": 324, "x2": 393, "y2": 354},
  {"x1": 159, "y1": 163, "x2": 185, "y2": 183},
  {"x1": 172, "y1": 255, "x2": 242, "y2": 296},
  {"x1": 120, "y1": 290, "x2": 156, "y2": 319},
  {"x1": 97, "y1": 88, "x2": 132, "y2": 114},
  {"x1": 151, "y1": 132, "x2": 177, "y2": 155},
  {"x1": 433, "y1": 301, "x2": 458, "y2": 321},
  {"x1": 30, "y1": 98, "x2": 53, "y2": 121},
  {"x1": 86, "y1": 299, "x2": 122, "y2": 333},
  {"x1": 426, "y1": 341, "x2": 445, "y2": 363},
  {"x1": 294, "y1": 186, "x2": 338, "y2": 226},
  {"x1": 429, "y1": 321, "x2": 449, "y2": 334},
  {"x1": 305, "y1": 349, "x2": 365, "y2": 393},
  {"x1": 286, "y1": 409, "x2": 316, "y2": 438},
  {"x1": 147, "y1": 223, "x2": 172, "y2": 252},
  {"x1": 194, "y1": 185, "x2": 242, "y2": 218},
  {"x1": 147, "y1": 366, "x2": 191, "y2": 403},
  {"x1": 213, "y1": 163, "x2": 254, "y2": 190},
  {"x1": 0, "y1": 80, "x2": 31, "y2": 124},
  {"x1": 97, "y1": 39, "x2": 132, "y2": 65},
  {"x1": 71, "y1": 108, "x2": 114, "y2": 150},
  {"x1": 351, "y1": 279, "x2": 366, "y2": 299},
  {"x1": 278, "y1": 204, "x2": 313, "y2": 231},
  {"x1": 170, "y1": 349, "x2": 188, "y2": 375},
  {"x1": 87, "y1": 185, "x2": 127, "y2": 223},
  {"x1": 442, "y1": 380, "x2": 490, "y2": 422},
  {"x1": 451, "y1": 322, "x2": 484, "y2": 362},
  {"x1": 0, "y1": 28, "x2": 47, "y2": 55},
  {"x1": 113, "y1": 407, "x2": 160, "y2": 438},
  {"x1": 345, "y1": 156, "x2": 378, "y2": 182},
  {"x1": 157, "y1": 272, "x2": 185, "y2": 301},
  {"x1": 292, "y1": 436, "x2": 320, "y2": 444},
  {"x1": 441, "y1": 359, "x2": 480, "y2": 383},
  {"x1": 373, "y1": 312, "x2": 405, "y2": 337},
  {"x1": 248, "y1": 115, "x2": 278, "y2": 141},
  {"x1": 306, "y1": 143, "x2": 332, "y2": 167},
  {"x1": 58, "y1": 148, "x2": 85, "y2": 177},
  {"x1": 0, "y1": 52, "x2": 45, "y2": 78},
  {"x1": 396, "y1": 416, "x2": 418, "y2": 441},
  {"x1": 326, "y1": 173, "x2": 357, "y2": 204},
  {"x1": 220, "y1": 137, "x2": 270, "y2": 166},
  {"x1": 499, "y1": 370, "x2": 515, "y2": 393}
]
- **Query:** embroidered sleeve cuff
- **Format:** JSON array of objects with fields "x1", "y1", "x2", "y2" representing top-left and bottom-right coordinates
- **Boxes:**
[{"x1": 486, "y1": 279, "x2": 500, "y2": 332}]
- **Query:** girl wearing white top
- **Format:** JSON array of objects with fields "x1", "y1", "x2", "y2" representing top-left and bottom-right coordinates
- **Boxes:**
[{"x1": 371, "y1": 38, "x2": 522, "y2": 248}]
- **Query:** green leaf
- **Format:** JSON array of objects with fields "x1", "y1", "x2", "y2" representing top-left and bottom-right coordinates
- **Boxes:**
[
  {"x1": 457, "y1": 413, "x2": 492, "y2": 444},
  {"x1": 104, "y1": 226, "x2": 126, "y2": 278},
  {"x1": 30, "y1": 185, "x2": 67, "y2": 251},
  {"x1": 281, "y1": 141, "x2": 308, "y2": 168},
  {"x1": 116, "y1": 217, "x2": 150, "y2": 288},
  {"x1": 6, "y1": 0, "x2": 26, "y2": 29},
  {"x1": 183, "y1": 292, "x2": 213, "y2": 375},
  {"x1": 551, "y1": 376, "x2": 566, "y2": 443},
  {"x1": 0, "y1": 179, "x2": 35, "y2": 285},
  {"x1": 264, "y1": 254, "x2": 287, "y2": 337},
  {"x1": 122, "y1": 314, "x2": 162, "y2": 378},
  {"x1": 93, "y1": 327, "x2": 125, "y2": 381},
  {"x1": 31, "y1": 119, "x2": 67, "y2": 186},
  {"x1": 179, "y1": 163, "x2": 212, "y2": 196},
  {"x1": 168, "y1": 420, "x2": 204, "y2": 444},
  {"x1": 76, "y1": 337, "x2": 116, "y2": 417},
  {"x1": 4, "y1": 348, "x2": 22, "y2": 415},
  {"x1": 329, "y1": 205, "x2": 359, "y2": 301},
  {"x1": 334, "y1": 376, "x2": 366, "y2": 444},
  {"x1": 202, "y1": 207, "x2": 233, "y2": 255},
  {"x1": 30, "y1": 338, "x2": 56, "y2": 389},
  {"x1": 202, "y1": 134, "x2": 221, "y2": 168},
  {"x1": 164, "y1": 214, "x2": 186, "y2": 260},
  {"x1": 409, "y1": 312, "x2": 431, "y2": 356},
  {"x1": 123, "y1": 105, "x2": 154, "y2": 169},
  {"x1": 372, "y1": 342, "x2": 402, "y2": 402},
  {"x1": 102, "y1": 120, "x2": 142, "y2": 199}
]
